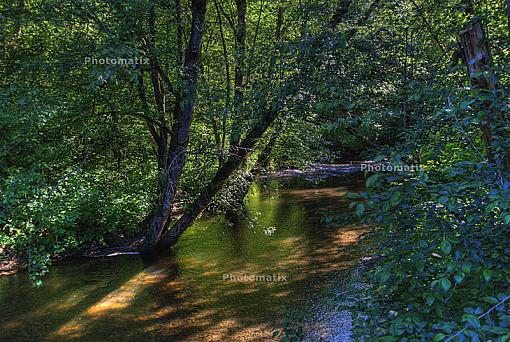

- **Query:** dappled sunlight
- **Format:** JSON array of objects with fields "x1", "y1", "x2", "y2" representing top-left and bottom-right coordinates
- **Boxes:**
[
  {"x1": 51, "y1": 266, "x2": 170, "y2": 339},
  {"x1": 0, "y1": 174, "x2": 366, "y2": 341},
  {"x1": 281, "y1": 186, "x2": 350, "y2": 201}
]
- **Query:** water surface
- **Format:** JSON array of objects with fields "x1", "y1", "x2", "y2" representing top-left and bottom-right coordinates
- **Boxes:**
[{"x1": 0, "y1": 173, "x2": 365, "y2": 341}]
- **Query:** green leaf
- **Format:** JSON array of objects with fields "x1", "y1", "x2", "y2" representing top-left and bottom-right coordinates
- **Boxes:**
[
  {"x1": 347, "y1": 192, "x2": 359, "y2": 199},
  {"x1": 483, "y1": 296, "x2": 499, "y2": 304},
  {"x1": 366, "y1": 174, "x2": 380, "y2": 188},
  {"x1": 390, "y1": 191, "x2": 402, "y2": 206},
  {"x1": 487, "y1": 201, "x2": 499, "y2": 212},
  {"x1": 374, "y1": 155, "x2": 386, "y2": 162},
  {"x1": 482, "y1": 269, "x2": 492, "y2": 282},
  {"x1": 490, "y1": 326, "x2": 509, "y2": 335},
  {"x1": 439, "y1": 278, "x2": 452, "y2": 291},
  {"x1": 454, "y1": 272, "x2": 465, "y2": 284},
  {"x1": 438, "y1": 196, "x2": 449, "y2": 204},
  {"x1": 461, "y1": 263, "x2": 472, "y2": 273},
  {"x1": 355, "y1": 203, "x2": 365, "y2": 217},
  {"x1": 440, "y1": 240, "x2": 451, "y2": 255},
  {"x1": 433, "y1": 333, "x2": 447, "y2": 342},
  {"x1": 464, "y1": 314, "x2": 480, "y2": 329},
  {"x1": 379, "y1": 269, "x2": 390, "y2": 282}
]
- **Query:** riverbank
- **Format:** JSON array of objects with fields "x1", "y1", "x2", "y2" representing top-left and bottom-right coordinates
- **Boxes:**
[
  {"x1": 0, "y1": 169, "x2": 368, "y2": 341},
  {"x1": 278, "y1": 235, "x2": 375, "y2": 342},
  {"x1": 262, "y1": 163, "x2": 364, "y2": 180},
  {"x1": 0, "y1": 249, "x2": 26, "y2": 276},
  {"x1": 0, "y1": 237, "x2": 146, "y2": 277},
  {"x1": 0, "y1": 163, "x2": 366, "y2": 277}
]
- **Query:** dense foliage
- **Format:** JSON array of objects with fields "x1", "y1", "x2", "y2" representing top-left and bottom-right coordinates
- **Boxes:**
[
  {"x1": 0, "y1": 0, "x2": 389, "y2": 281},
  {"x1": 2, "y1": 0, "x2": 510, "y2": 340},
  {"x1": 343, "y1": 1, "x2": 510, "y2": 341},
  {"x1": 0, "y1": 0, "x2": 317, "y2": 281},
  {"x1": 272, "y1": 0, "x2": 510, "y2": 340}
]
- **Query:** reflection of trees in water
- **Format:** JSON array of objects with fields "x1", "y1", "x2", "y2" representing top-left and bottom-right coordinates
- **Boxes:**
[{"x1": 0, "y1": 175, "x2": 367, "y2": 341}]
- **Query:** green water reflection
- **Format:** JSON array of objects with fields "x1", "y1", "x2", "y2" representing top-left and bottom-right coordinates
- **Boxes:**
[{"x1": 0, "y1": 173, "x2": 365, "y2": 341}]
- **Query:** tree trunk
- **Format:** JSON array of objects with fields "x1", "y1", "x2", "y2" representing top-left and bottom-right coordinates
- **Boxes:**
[
  {"x1": 150, "y1": 0, "x2": 384, "y2": 250},
  {"x1": 146, "y1": 0, "x2": 208, "y2": 248},
  {"x1": 229, "y1": 0, "x2": 247, "y2": 147},
  {"x1": 459, "y1": 21, "x2": 495, "y2": 164},
  {"x1": 463, "y1": 0, "x2": 474, "y2": 15},
  {"x1": 255, "y1": 127, "x2": 279, "y2": 172},
  {"x1": 331, "y1": 0, "x2": 353, "y2": 26},
  {"x1": 221, "y1": 2, "x2": 281, "y2": 217},
  {"x1": 147, "y1": 0, "x2": 170, "y2": 190},
  {"x1": 223, "y1": 126, "x2": 280, "y2": 219},
  {"x1": 156, "y1": 96, "x2": 286, "y2": 249},
  {"x1": 214, "y1": 0, "x2": 231, "y2": 166}
]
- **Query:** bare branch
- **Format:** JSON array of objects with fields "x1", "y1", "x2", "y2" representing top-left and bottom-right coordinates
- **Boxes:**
[
  {"x1": 214, "y1": 0, "x2": 231, "y2": 166},
  {"x1": 446, "y1": 294, "x2": 510, "y2": 342}
]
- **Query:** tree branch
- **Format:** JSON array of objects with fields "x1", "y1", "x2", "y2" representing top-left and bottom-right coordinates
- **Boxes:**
[
  {"x1": 214, "y1": 0, "x2": 231, "y2": 166},
  {"x1": 446, "y1": 294, "x2": 510, "y2": 342}
]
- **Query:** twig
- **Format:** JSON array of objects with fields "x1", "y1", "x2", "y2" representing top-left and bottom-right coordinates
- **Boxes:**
[
  {"x1": 448, "y1": 95, "x2": 487, "y2": 163},
  {"x1": 446, "y1": 294, "x2": 510, "y2": 341},
  {"x1": 214, "y1": 0, "x2": 231, "y2": 166},
  {"x1": 409, "y1": 0, "x2": 447, "y2": 55}
]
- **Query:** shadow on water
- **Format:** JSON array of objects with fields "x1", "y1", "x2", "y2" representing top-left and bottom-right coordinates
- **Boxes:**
[{"x1": 0, "y1": 172, "x2": 366, "y2": 341}]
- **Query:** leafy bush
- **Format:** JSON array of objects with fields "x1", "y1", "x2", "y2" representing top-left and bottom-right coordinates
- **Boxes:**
[
  {"x1": 0, "y1": 168, "x2": 152, "y2": 284},
  {"x1": 352, "y1": 158, "x2": 510, "y2": 341}
]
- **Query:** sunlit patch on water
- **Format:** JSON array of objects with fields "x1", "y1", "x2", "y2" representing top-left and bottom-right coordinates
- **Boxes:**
[
  {"x1": 52, "y1": 266, "x2": 170, "y2": 339},
  {"x1": 0, "y1": 173, "x2": 366, "y2": 341}
]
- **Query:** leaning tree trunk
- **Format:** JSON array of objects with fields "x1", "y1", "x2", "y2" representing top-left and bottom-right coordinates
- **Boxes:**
[
  {"x1": 222, "y1": 0, "x2": 279, "y2": 218},
  {"x1": 146, "y1": 0, "x2": 208, "y2": 249},
  {"x1": 156, "y1": 97, "x2": 286, "y2": 249},
  {"x1": 459, "y1": 21, "x2": 497, "y2": 164},
  {"x1": 152, "y1": 0, "x2": 385, "y2": 250},
  {"x1": 223, "y1": 127, "x2": 279, "y2": 220}
]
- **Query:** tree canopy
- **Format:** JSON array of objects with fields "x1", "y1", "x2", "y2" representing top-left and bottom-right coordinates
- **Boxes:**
[{"x1": 2, "y1": 0, "x2": 510, "y2": 340}]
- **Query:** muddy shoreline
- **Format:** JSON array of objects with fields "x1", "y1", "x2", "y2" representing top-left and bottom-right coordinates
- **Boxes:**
[{"x1": 0, "y1": 256, "x2": 27, "y2": 276}]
